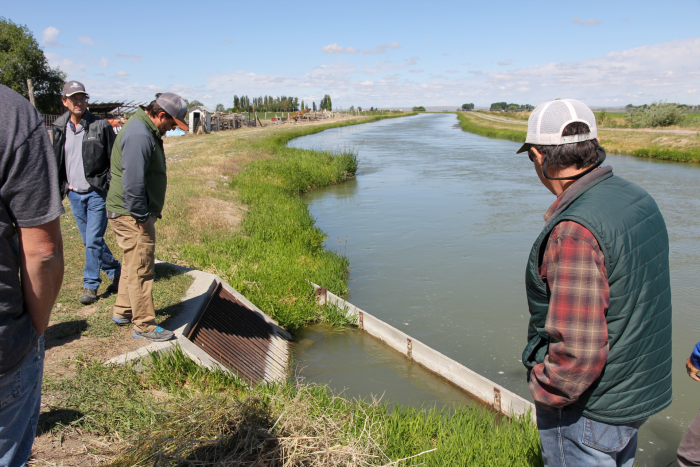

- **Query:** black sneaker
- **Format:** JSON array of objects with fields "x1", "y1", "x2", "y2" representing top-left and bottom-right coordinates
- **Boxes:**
[
  {"x1": 106, "y1": 271, "x2": 121, "y2": 295},
  {"x1": 80, "y1": 288, "x2": 98, "y2": 305},
  {"x1": 132, "y1": 326, "x2": 174, "y2": 342}
]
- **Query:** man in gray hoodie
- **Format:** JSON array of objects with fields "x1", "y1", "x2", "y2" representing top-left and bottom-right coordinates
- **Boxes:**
[{"x1": 52, "y1": 81, "x2": 121, "y2": 305}]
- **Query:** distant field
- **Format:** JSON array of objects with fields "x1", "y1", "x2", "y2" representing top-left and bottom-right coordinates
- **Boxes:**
[
  {"x1": 457, "y1": 112, "x2": 700, "y2": 163},
  {"x1": 476, "y1": 110, "x2": 700, "y2": 130}
]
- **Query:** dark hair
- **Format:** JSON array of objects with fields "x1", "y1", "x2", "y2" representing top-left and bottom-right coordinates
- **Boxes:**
[
  {"x1": 144, "y1": 100, "x2": 172, "y2": 119},
  {"x1": 532, "y1": 122, "x2": 598, "y2": 169}
]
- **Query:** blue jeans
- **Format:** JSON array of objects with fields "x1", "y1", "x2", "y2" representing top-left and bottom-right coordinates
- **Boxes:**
[
  {"x1": 0, "y1": 337, "x2": 44, "y2": 467},
  {"x1": 67, "y1": 190, "x2": 121, "y2": 290},
  {"x1": 536, "y1": 405, "x2": 646, "y2": 467}
]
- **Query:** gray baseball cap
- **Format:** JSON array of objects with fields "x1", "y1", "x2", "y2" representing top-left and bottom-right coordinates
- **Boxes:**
[
  {"x1": 62, "y1": 80, "x2": 87, "y2": 97},
  {"x1": 155, "y1": 92, "x2": 189, "y2": 130}
]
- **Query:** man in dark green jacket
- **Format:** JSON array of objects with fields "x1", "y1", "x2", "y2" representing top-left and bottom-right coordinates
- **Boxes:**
[
  {"x1": 518, "y1": 99, "x2": 672, "y2": 467},
  {"x1": 106, "y1": 93, "x2": 188, "y2": 342}
]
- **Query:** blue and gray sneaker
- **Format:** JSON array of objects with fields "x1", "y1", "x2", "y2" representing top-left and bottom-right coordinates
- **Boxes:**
[
  {"x1": 112, "y1": 316, "x2": 131, "y2": 326},
  {"x1": 132, "y1": 326, "x2": 174, "y2": 342}
]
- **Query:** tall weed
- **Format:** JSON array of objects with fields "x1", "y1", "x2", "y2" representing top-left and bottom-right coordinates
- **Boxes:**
[{"x1": 625, "y1": 102, "x2": 688, "y2": 128}]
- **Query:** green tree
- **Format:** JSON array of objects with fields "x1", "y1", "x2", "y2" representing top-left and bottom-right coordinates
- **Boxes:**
[
  {"x1": 412, "y1": 106, "x2": 426, "y2": 111},
  {"x1": 312, "y1": 101, "x2": 317, "y2": 111},
  {"x1": 188, "y1": 100, "x2": 204, "y2": 109},
  {"x1": 461, "y1": 103, "x2": 474, "y2": 111},
  {"x1": 490, "y1": 102, "x2": 507, "y2": 111},
  {"x1": 215, "y1": 103, "x2": 224, "y2": 112},
  {"x1": 320, "y1": 94, "x2": 332, "y2": 111},
  {"x1": 0, "y1": 17, "x2": 66, "y2": 114}
]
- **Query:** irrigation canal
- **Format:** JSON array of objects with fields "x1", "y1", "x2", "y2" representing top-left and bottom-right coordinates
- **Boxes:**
[{"x1": 288, "y1": 113, "x2": 700, "y2": 466}]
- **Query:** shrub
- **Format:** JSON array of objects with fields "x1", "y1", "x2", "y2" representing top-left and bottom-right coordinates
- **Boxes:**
[{"x1": 625, "y1": 102, "x2": 687, "y2": 128}]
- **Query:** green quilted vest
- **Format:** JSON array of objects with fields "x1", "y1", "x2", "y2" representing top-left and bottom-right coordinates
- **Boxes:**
[
  {"x1": 106, "y1": 108, "x2": 167, "y2": 218},
  {"x1": 523, "y1": 170, "x2": 672, "y2": 424}
]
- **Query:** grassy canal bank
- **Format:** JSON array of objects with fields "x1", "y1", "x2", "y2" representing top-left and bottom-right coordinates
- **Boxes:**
[
  {"x1": 37, "y1": 114, "x2": 542, "y2": 466},
  {"x1": 457, "y1": 111, "x2": 700, "y2": 163}
]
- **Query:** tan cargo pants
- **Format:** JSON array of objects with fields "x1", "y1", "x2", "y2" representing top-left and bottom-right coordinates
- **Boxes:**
[{"x1": 109, "y1": 216, "x2": 157, "y2": 332}]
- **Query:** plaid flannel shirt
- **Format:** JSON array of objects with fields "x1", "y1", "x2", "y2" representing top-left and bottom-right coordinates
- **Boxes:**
[{"x1": 528, "y1": 194, "x2": 610, "y2": 409}]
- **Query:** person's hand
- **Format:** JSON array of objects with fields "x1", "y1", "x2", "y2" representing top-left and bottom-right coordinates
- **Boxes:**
[
  {"x1": 137, "y1": 216, "x2": 153, "y2": 233},
  {"x1": 686, "y1": 356, "x2": 700, "y2": 382}
]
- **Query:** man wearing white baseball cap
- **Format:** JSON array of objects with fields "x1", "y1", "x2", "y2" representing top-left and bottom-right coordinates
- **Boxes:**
[
  {"x1": 520, "y1": 99, "x2": 672, "y2": 466},
  {"x1": 106, "y1": 93, "x2": 188, "y2": 342}
]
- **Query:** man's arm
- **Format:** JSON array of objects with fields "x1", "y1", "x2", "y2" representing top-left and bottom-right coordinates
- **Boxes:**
[
  {"x1": 529, "y1": 221, "x2": 610, "y2": 409},
  {"x1": 120, "y1": 124, "x2": 153, "y2": 223},
  {"x1": 687, "y1": 342, "x2": 700, "y2": 382},
  {"x1": 17, "y1": 218, "x2": 64, "y2": 335}
]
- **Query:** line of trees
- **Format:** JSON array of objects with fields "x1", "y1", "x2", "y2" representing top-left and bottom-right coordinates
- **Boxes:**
[
  {"x1": 490, "y1": 102, "x2": 534, "y2": 112},
  {"x1": 223, "y1": 94, "x2": 334, "y2": 113},
  {"x1": 461, "y1": 103, "x2": 475, "y2": 111}
]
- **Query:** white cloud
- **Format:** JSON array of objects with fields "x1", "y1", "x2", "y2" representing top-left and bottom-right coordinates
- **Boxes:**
[
  {"x1": 497, "y1": 59, "x2": 514, "y2": 66},
  {"x1": 572, "y1": 16, "x2": 601, "y2": 26},
  {"x1": 116, "y1": 71, "x2": 129, "y2": 77},
  {"x1": 45, "y1": 52, "x2": 86, "y2": 76},
  {"x1": 322, "y1": 42, "x2": 400, "y2": 55},
  {"x1": 446, "y1": 70, "x2": 459, "y2": 74},
  {"x1": 362, "y1": 42, "x2": 401, "y2": 54},
  {"x1": 322, "y1": 43, "x2": 358, "y2": 54},
  {"x1": 78, "y1": 36, "x2": 95, "y2": 46},
  {"x1": 99, "y1": 56, "x2": 109, "y2": 68},
  {"x1": 115, "y1": 53, "x2": 142, "y2": 63},
  {"x1": 75, "y1": 37, "x2": 700, "y2": 110},
  {"x1": 42, "y1": 26, "x2": 62, "y2": 46}
]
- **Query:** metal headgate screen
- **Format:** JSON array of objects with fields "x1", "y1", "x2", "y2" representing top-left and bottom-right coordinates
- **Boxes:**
[{"x1": 186, "y1": 282, "x2": 287, "y2": 384}]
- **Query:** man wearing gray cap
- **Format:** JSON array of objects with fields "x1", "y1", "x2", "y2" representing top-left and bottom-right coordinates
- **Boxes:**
[
  {"x1": 51, "y1": 81, "x2": 121, "y2": 305},
  {"x1": 519, "y1": 99, "x2": 672, "y2": 466},
  {"x1": 106, "y1": 93, "x2": 188, "y2": 341}
]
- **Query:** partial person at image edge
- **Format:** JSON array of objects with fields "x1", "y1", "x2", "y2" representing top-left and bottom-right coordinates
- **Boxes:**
[
  {"x1": 0, "y1": 85, "x2": 65, "y2": 466},
  {"x1": 105, "y1": 92, "x2": 188, "y2": 342},
  {"x1": 519, "y1": 99, "x2": 672, "y2": 467},
  {"x1": 677, "y1": 342, "x2": 700, "y2": 466},
  {"x1": 51, "y1": 80, "x2": 122, "y2": 306}
]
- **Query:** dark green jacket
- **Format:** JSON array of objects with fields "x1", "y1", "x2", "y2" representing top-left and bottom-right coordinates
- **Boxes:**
[
  {"x1": 523, "y1": 170, "x2": 672, "y2": 424},
  {"x1": 106, "y1": 107, "x2": 167, "y2": 222}
]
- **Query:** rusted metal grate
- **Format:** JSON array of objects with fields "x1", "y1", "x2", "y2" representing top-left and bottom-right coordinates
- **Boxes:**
[{"x1": 186, "y1": 282, "x2": 288, "y2": 384}]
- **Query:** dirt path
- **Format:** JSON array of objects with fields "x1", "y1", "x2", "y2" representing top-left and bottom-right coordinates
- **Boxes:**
[{"x1": 467, "y1": 111, "x2": 700, "y2": 135}]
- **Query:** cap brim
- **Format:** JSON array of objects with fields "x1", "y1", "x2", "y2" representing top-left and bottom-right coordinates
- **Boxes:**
[
  {"x1": 174, "y1": 118, "x2": 189, "y2": 131},
  {"x1": 64, "y1": 91, "x2": 87, "y2": 97},
  {"x1": 516, "y1": 143, "x2": 531, "y2": 154}
]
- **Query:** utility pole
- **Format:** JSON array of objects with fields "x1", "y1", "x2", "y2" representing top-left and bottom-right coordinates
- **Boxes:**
[{"x1": 26, "y1": 79, "x2": 36, "y2": 107}]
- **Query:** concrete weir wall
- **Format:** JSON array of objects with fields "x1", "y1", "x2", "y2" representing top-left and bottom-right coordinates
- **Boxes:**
[
  {"x1": 312, "y1": 283, "x2": 536, "y2": 422},
  {"x1": 106, "y1": 262, "x2": 291, "y2": 383}
]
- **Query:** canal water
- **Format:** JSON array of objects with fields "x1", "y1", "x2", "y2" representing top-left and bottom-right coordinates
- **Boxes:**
[{"x1": 289, "y1": 113, "x2": 700, "y2": 466}]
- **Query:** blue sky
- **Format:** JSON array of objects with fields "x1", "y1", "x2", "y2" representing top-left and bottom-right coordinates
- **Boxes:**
[{"x1": 5, "y1": 0, "x2": 700, "y2": 109}]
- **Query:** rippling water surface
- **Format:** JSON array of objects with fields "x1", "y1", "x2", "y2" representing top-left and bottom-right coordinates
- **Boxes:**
[{"x1": 289, "y1": 113, "x2": 700, "y2": 466}]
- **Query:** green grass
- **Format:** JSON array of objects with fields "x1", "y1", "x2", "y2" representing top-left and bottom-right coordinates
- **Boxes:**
[
  {"x1": 41, "y1": 347, "x2": 541, "y2": 466},
  {"x1": 629, "y1": 147, "x2": 700, "y2": 163},
  {"x1": 167, "y1": 114, "x2": 416, "y2": 331},
  {"x1": 456, "y1": 111, "x2": 527, "y2": 142}
]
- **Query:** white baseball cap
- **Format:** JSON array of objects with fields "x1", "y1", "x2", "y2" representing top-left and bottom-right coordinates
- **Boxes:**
[{"x1": 516, "y1": 99, "x2": 597, "y2": 154}]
